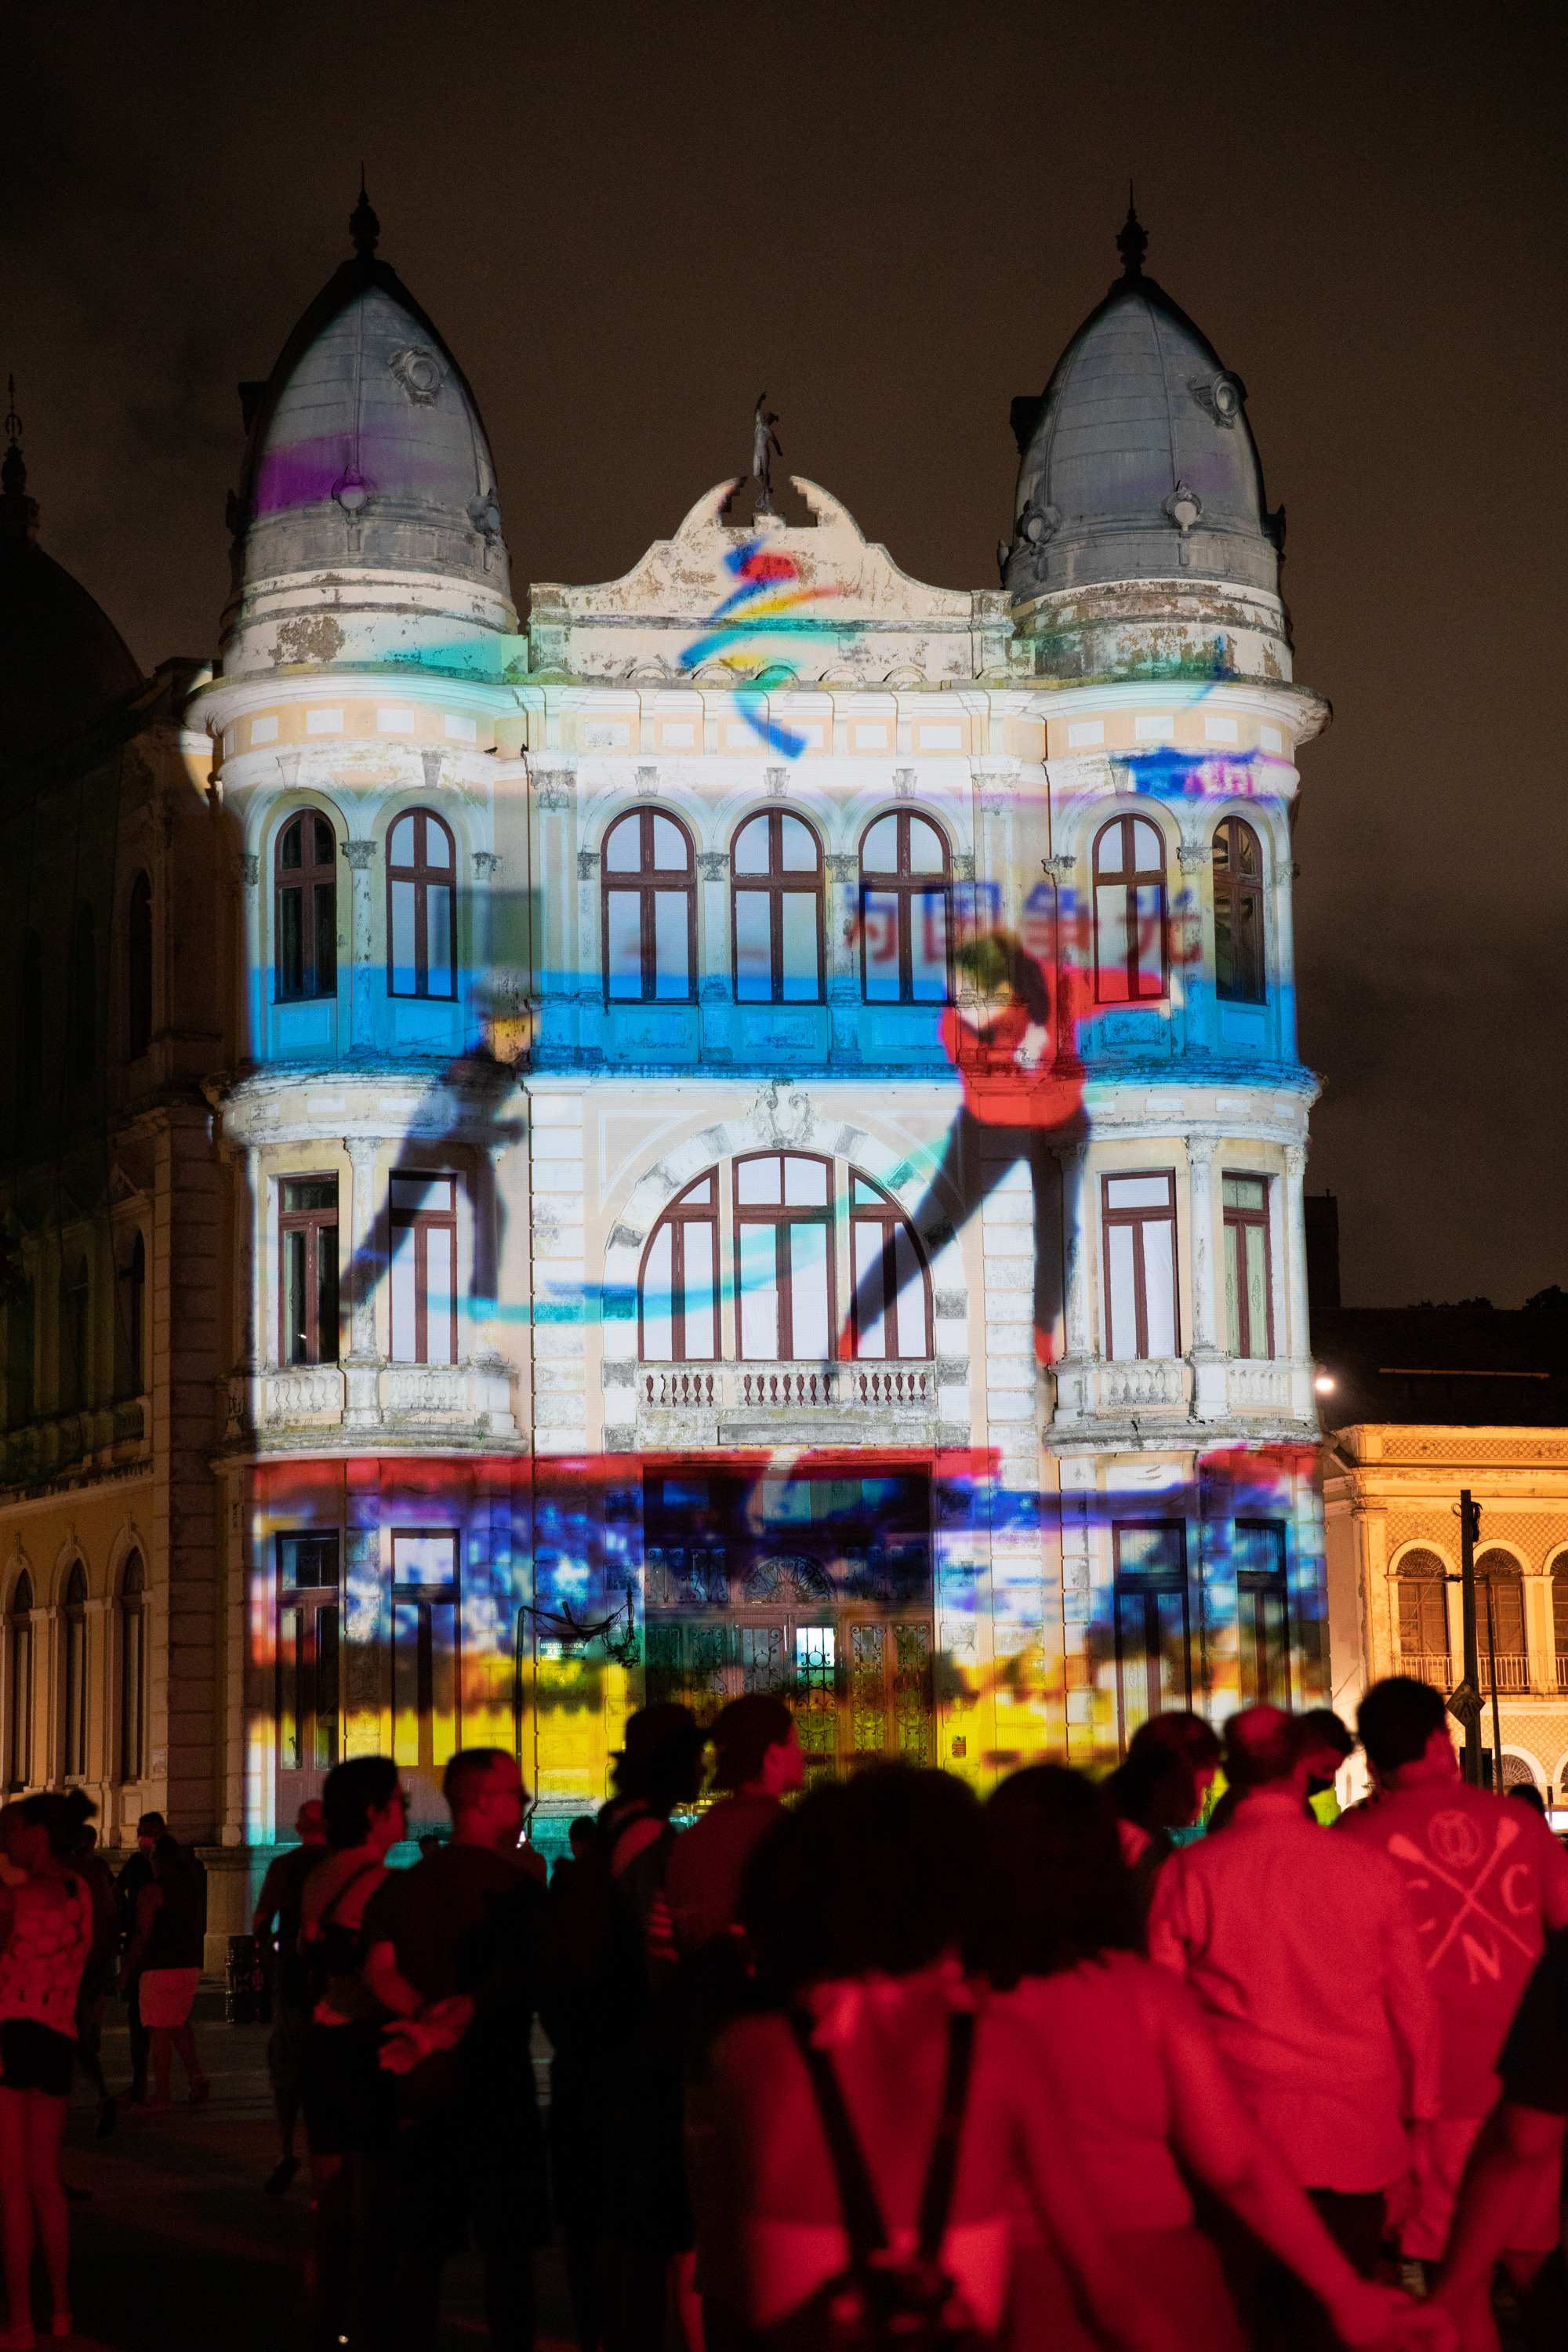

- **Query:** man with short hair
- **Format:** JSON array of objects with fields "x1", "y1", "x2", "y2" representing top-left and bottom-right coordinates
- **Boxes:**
[
  {"x1": 113, "y1": 1809, "x2": 166, "y2": 2105},
  {"x1": 665, "y1": 1694, "x2": 802, "y2": 1959},
  {"x1": 1339, "y1": 1675, "x2": 1568, "y2": 2277},
  {"x1": 362, "y1": 1748, "x2": 547, "y2": 2352},
  {"x1": 252, "y1": 1796, "x2": 328, "y2": 2195},
  {"x1": 1149, "y1": 1704, "x2": 1443, "y2": 2347}
]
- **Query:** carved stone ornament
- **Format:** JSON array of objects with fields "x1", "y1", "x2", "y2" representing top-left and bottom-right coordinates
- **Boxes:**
[
  {"x1": 388, "y1": 344, "x2": 447, "y2": 405},
  {"x1": 239, "y1": 852, "x2": 260, "y2": 886},
  {"x1": 1188, "y1": 372, "x2": 1245, "y2": 428},
  {"x1": 1017, "y1": 499, "x2": 1062, "y2": 545},
  {"x1": 342, "y1": 840, "x2": 377, "y2": 870},
  {"x1": 696, "y1": 851, "x2": 728, "y2": 882},
  {"x1": 825, "y1": 852, "x2": 857, "y2": 882},
  {"x1": 1042, "y1": 853, "x2": 1076, "y2": 879},
  {"x1": 765, "y1": 766, "x2": 789, "y2": 796},
  {"x1": 577, "y1": 849, "x2": 601, "y2": 880},
  {"x1": 635, "y1": 765, "x2": 659, "y2": 793},
  {"x1": 1177, "y1": 844, "x2": 1210, "y2": 872},
  {"x1": 472, "y1": 851, "x2": 502, "y2": 880},
  {"x1": 533, "y1": 768, "x2": 575, "y2": 811},
  {"x1": 750, "y1": 1080, "x2": 815, "y2": 1149},
  {"x1": 1163, "y1": 482, "x2": 1203, "y2": 534},
  {"x1": 894, "y1": 768, "x2": 916, "y2": 798}
]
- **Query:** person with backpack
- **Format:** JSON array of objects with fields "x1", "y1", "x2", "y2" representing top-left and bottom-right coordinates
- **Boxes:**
[{"x1": 705, "y1": 1763, "x2": 1192, "y2": 2352}]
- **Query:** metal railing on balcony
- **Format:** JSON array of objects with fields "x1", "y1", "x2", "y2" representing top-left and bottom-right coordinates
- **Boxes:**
[
  {"x1": 1478, "y1": 1653, "x2": 1531, "y2": 1693},
  {"x1": 1397, "y1": 1653, "x2": 1453, "y2": 1691},
  {"x1": 1557, "y1": 1654, "x2": 1568, "y2": 1693}
]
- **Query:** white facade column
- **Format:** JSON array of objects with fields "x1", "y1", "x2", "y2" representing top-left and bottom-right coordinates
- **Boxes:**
[
  {"x1": 343, "y1": 1135, "x2": 383, "y2": 1428},
  {"x1": 1051, "y1": 1142, "x2": 1091, "y2": 1421},
  {"x1": 472, "y1": 851, "x2": 500, "y2": 1051},
  {"x1": 1283, "y1": 1143, "x2": 1314, "y2": 1418},
  {"x1": 1187, "y1": 1135, "x2": 1227, "y2": 1423},
  {"x1": 239, "y1": 852, "x2": 264, "y2": 1060},
  {"x1": 343, "y1": 840, "x2": 378, "y2": 1052}
]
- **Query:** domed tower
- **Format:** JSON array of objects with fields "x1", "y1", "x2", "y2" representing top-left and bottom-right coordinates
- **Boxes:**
[
  {"x1": 196, "y1": 194, "x2": 528, "y2": 1847},
  {"x1": 1010, "y1": 206, "x2": 1333, "y2": 1753}
]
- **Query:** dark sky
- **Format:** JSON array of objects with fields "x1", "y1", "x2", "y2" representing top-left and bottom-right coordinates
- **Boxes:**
[{"x1": 6, "y1": 2, "x2": 1563, "y2": 1309}]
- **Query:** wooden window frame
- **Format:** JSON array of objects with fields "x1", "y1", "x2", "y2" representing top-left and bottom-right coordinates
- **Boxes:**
[
  {"x1": 858, "y1": 810, "x2": 952, "y2": 1005},
  {"x1": 279, "y1": 1175, "x2": 340, "y2": 1367},
  {"x1": 1213, "y1": 814, "x2": 1266, "y2": 1005},
  {"x1": 638, "y1": 1171, "x2": 719, "y2": 1363},
  {"x1": 1395, "y1": 1548, "x2": 1451, "y2": 1663},
  {"x1": 1102, "y1": 1171, "x2": 1181, "y2": 1361},
  {"x1": 277, "y1": 1533, "x2": 342, "y2": 1778},
  {"x1": 731, "y1": 811, "x2": 825, "y2": 1006},
  {"x1": 387, "y1": 808, "x2": 459, "y2": 1001},
  {"x1": 389, "y1": 1174, "x2": 459, "y2": 1366},
  {"x1": 601, "y1": 807, "x2": 697, "y2": 1005},
  {"x1": 275, "y1": 810, "x2": 338, "y2": 1003},
  {"x1": 390, "y1": 1528, "x2": 462, "y2": 1774},
  {"x1": 7, "y1": 1572, "x2": 34, "y2": 1790},
  {"x1": 1112, "y1": 1522, "x2": 1190, "y2": 1754},
  {"x1": 1475, "y1": 1549, "x2": 1527, "y2": 1661},
  {"x1": 1093, "y1": 815, "x2": 1167, "y2": 1004},
  {"x1": 1222, "y1": 1172, "x2": 1274, "y2": 1359},
  {"x1": 848, "y1": 1170, "x2": 932, "y2": 1361},
  {"x1": 118, "y1": 1552, "x2": 145, "y2": 1784},
  {"x1": 1235, "y1": 1519, "x2": 1291, "y2": 1708},
  {"x1": 733, "y1": 1151, "x2": 837, "y2": 1362}
]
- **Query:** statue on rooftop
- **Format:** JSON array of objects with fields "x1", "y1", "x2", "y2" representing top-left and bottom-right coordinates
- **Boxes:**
[{"x1": 752, "y1": 394, "x2": 783, "y2": 515}]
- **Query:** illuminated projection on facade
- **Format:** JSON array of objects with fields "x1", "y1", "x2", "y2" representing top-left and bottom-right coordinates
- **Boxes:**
[{"x1": 0, "y1": 194, "x2": 1334, "y2": 1911}]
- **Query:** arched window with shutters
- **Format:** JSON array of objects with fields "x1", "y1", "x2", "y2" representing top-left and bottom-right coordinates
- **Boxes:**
[
  {"x1": 603, "y1": 808, "x2": 695, "y2": 1002},
  {"x1": 849, "y1": 1171, "x2": 931, "y2": 1359},
  {"x1": 118, "y1": 1551, "x2": 146, "y2": 1784},
  {"x1": 1093, "y1": 816, "x2": 1167, "y2": 1004},
  {"x1": 63, "y1": 1561, "x2": 87, "y2": 1777},
  {"x1": 1552, "y1": 1551, "x2": 1568, "y2": 1693},
  {"x1": 67, "y1": 905, "x2": 96, "y2": 1077},
  {"x1": 1475, "y1": 1550, "x2": 1527, "y2": 1690},
  {"x1": 735, "y1": 1152, "x2": 833, "y2": 1360},
  {"x1": 275, "y1": 811, "x2": 338, "y2": 1001},
  {"x1": 7, "y1": 1571, "x2": 34, "y2": 1789},
  {"x1": 387, "y1": 809, "x2": 456, "y2": 999},
  {"x1": 1394, "y1": 1548, "x2": 1451, "y2": 1684},
  {"x1": 858, "y1": 812, "x2": 951, "y2": 1003},
  {"x1": 17, "y1": 931, "x2": 43, "y2": 1105},
  {"x1": 1213, "y1": 815, "x2": 1265, "y2": 1004},
  {"x1": 639, "y1": 1172, "x2": 719, "y2": 1362},
  {"x1": 126, "y1": 869, "x2": 153, "y2": 1060},
  {"x1": 731, "y1": 812, "x2": 823, "y2": 1004}
]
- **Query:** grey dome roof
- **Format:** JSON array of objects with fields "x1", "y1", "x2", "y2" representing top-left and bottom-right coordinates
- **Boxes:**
[
  {"x1": 1, "y1": 438, "x2": 143, "y2": 771},
  {"x1": 1006, "y1": 209, "x2": 1281, "y2": 603},
  {"x1": 231, "y1": 191, "x2": 509, "y2": 599}
]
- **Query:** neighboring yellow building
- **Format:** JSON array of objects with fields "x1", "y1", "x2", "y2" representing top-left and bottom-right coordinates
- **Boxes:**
[{"x1": 1318, "y1": 1302, "x2": 1568, "y2": 1806}]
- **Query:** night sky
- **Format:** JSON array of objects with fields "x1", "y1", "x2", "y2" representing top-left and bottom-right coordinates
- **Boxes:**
[{"x1": 6, "y1": 2, "x2": 1562, "y2": 1310}]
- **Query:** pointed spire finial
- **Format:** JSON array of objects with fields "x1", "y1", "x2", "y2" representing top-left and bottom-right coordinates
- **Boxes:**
[
  {"x1": 2, "y1": 375, "x2": 27, "y2": 506},
  {"x1": 1116, "y1": 184, "x2": 1148, "y2": 279},
  {"x1": 350, "y1": 166, "x2": 379, "y2": 262}
]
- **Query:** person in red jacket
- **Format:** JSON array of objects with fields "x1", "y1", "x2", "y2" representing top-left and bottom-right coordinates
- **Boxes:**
[{"x1": 842, "y1": 930, "x2": 1094, "y2": 1365}]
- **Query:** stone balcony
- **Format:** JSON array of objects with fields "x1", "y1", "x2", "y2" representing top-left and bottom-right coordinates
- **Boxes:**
[
  {"x1": 225, "y1": 1358, "x2": 521, "y2": 1450},
  {"x1": 624, "y1": 1359, "x2": 942, "y2": 1450},
  {"x1": 1, "y1": 1399, "x2": 149, "y2": 1490},
  {"x1": 1051, "y1": 1353, "x2": 1312, "y2": 1428}
]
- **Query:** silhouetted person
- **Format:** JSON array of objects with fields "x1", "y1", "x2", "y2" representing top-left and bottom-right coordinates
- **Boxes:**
[
  {"x1": 252, "y1": 1796, "x2": 328, "y2": 2194},
  {"x1": 1508, "y1": 1783, "x2": 1548, "y2": 1818},
  {"x1": 1297, "y1": 1707, "x2": 1356, "y2": 1822},
  {"x1": 667, "y1": 1694, "x2": 803, "y2": 1960},
  {"x1": 118, "y1": 1835, "x2": 208, "y2": 2110},
  {"x1": 971, "y1": 1766, "x2": 1439, "y2": 2352},
  {"x1": 68, "y1": 1806, "x2": 118, "y2": 2137},
  {"x1": 1104, "y1": 1744, "x2": 1199, "y2": 1934},
  {"x1": 1149, "y1": 1704, "x2": 1443, "y2": 2349},
  {"x1": 112, "y1": 1808, "x2": 165, "y2": 2106},
  {"x1": 363, "y1": 1748, "x2": 548, "y2": 2352},
  {"x1": 1341, "y1": 1676, "x2": 1568, "y2": 2279}
]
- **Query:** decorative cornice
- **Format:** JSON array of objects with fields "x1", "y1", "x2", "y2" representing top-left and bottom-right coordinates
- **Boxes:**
[{"x1": 342, "y1": 840, "x2": 377, "y2": 870}]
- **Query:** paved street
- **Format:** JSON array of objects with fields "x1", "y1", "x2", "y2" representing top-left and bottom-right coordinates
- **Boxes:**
[{"x1": 47, "y1": 1990, "x2": 582, "y2": 2351}]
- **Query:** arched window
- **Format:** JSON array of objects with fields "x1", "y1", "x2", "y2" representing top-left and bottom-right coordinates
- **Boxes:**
[
  {"x1": 17, "y1": 932, "x2": 42, "y2": 1105},
  {"x1": 67, "y1": 905, "x2": 96, "y2": 1077},
  {"x1": 849, "y1": 1171, "x2": 931, "y2": 1359},
  {"x1": 1214, "y1": 815, "x2": 1265, "y2": 1004},
  {"x1": 1394, "y1": 1548, "x2": 1450, "y2": 1678},
  {"x1": 603, "y1": 808, "x2": 695, "y2": 1005},
  {"x1": 63, "y1": 1561, "x2": 87, "y2": 1777},
  {"x1": 275, "y1": 811, "x2": 338, "y2": 1001},
  {"x1": 1475, "y1": 1550, "x2": 1526, "y2": 1686},
  {"x1": 735, "y1": 1152, "x2": 833, "y2": 1360},
  {"x1": 639, "y1": 1172, "x2": 718, "y2": 1361},
  {"x1": 858, "y1": 812, "x2": 950, "y2": 1004},
  {"x1": 1094, "y1": 816, "x2": 1166, "y2": 1004},
  {"x1": 118, "y1": 1551, "x2": 145, "y2": 1784},
  {"x1": 126, "y1": 869, "x2": 153, "y2": 1059},
  {"x1": 732, "y1": 813, "x2": 823, "y2": 1004},
  {"x1": 387, "y1": 809, "x2": 456, "y2": 999},
  {"x1": 115, "y1": 1231, "x2": 146, "y2": 1397},
  {"x1": 7, "y1": 1571, "x2": 34, "y2": 1789},
  {"x1": 58, "y1": 1255, "x2": 89, "y2": 1414}
]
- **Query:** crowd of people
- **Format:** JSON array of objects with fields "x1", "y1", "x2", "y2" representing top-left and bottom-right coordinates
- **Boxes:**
[{"x1": 0, "y1": 1678, "x2": 1565, "y2": 2351}]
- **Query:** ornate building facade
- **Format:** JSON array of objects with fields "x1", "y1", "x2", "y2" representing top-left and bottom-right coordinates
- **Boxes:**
[{"x1": 3, "y1": 196, "x2": 1338, "y2": 1943}]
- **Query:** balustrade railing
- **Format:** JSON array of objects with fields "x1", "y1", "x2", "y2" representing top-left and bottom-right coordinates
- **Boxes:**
[
  {"x1": 1397, "y1": 1652, "x2": 1453, "y2": 1691},
  {"x1": 638, "y1": 1362, "x2": 934, "y2": 1414}
]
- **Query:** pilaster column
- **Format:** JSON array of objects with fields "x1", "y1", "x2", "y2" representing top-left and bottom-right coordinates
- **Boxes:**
[
  {"x1": 238, "y1": 853, "x2": 263, "y2": 1060},
  {"x1": 343, "y1": 1136, "x2": 383, "y2": 1428},
  {"x1": 1186, "y1": 1135, "x2": 1228, "y2": 1423},
  {"x1": 1283, "y1": 1144, "x2": 1315, "y2": 1421},
  {"x1": 472, "y1": 852, "x2": 500, "y2": 1051},
  {"x1": 1051, "y1": 1142, "x2": 1091, "y2": 1422},
  {"x1": 246, "y1": 1147, "x2": 266, "y2": 1369},
  {"x1": 343, "y1": 840, "x2": 378, "y2": 1053}
]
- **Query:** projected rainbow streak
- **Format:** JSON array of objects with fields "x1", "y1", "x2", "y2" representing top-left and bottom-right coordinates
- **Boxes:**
[{"x1": 680, "y1": 539, "x2": 845, "y2": 756}]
